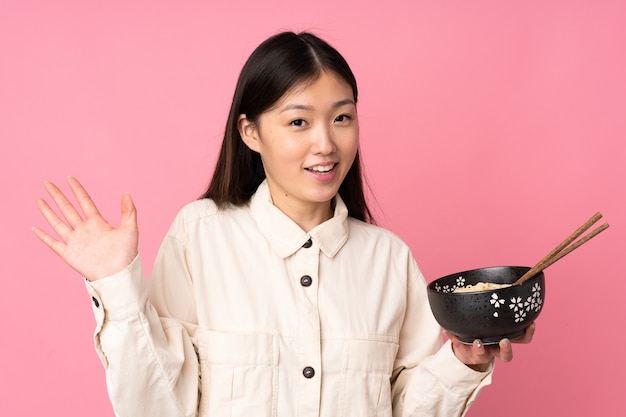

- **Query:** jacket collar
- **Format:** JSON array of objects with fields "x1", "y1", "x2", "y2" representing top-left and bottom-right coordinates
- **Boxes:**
[{"x1": 249, "y1": 180, "x2": 349, "y2": 259}]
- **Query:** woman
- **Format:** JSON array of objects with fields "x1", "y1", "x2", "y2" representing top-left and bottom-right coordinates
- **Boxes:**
[{"x1": 33, "y1": 31, "x2": 533, "y2": 417}]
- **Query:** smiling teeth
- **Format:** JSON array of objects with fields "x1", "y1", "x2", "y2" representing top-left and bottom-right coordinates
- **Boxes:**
[{"x1": 308, "y1": 164, "x2": 334, "y2": 173}]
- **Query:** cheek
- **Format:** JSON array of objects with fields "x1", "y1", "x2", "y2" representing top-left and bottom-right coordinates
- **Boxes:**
[
  {"x1": 259, "y1": 135, "x2": 304, "y2": 168},
  {"x1": 344, "y1": 131, "x2": 360, "y2": 158}
]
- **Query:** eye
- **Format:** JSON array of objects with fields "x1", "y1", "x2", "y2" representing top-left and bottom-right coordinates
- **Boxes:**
[
  {"x1": 289, "y1": 119, "x2": 307, "y2": 127},
  {"x1": 334, "y1": 114, "x2": 352, "y2": 123}
]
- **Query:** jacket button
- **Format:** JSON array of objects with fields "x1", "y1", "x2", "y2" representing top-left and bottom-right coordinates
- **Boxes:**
[
  {"x1": 92, "y1": 296, "x2": 100, "y2": 308},
  {"x1": 302, "y1": 366, "x2": 315, "y2": 379},
  {"x1": 302, "y1": 238, "x2": 313, "y2": 248},
  {"x1": 300, "y1": 275, "x2": 312, "y2": 287}
]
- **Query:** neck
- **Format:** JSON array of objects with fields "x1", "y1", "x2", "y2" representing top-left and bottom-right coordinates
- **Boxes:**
[{"x1": 271, "y1": 196, "x2": 334, "y2": 232}]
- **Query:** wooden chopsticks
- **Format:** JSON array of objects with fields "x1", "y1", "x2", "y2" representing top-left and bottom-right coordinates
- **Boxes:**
[{"x1": 514, "y1": 212, "x2": 610, "y2": 285}]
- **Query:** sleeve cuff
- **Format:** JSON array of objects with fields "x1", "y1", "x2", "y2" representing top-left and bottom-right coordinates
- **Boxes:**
[
  {"x1": 423, "y1": 340, "x2": 494, "y2": 396},
  {"x1": 84, "y1": 254, "x2": 147, "y2": 322}
]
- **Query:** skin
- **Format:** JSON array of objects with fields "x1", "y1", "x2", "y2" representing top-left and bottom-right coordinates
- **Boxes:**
[
  {"x1": 32, "y1": 177, "x2": 138, "y2": 282},
  {"x1": 447, "y1": 324, "x2": 535, "y2": 371},
  {"x1": 238, "y1": 70, "x2": 360, "y2": 232},
  {"x1": 33, "y1": 71, "x2": 533, "y2": 370}
]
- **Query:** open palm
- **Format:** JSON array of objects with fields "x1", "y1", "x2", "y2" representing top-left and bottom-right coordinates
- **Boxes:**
[{"x1": 33, "y1": 177, "x2": 139, "y2": 281}]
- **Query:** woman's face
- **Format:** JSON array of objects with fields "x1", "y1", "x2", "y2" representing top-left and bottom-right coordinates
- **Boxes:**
[{"x1": 239, "y1": 70, "x2": 359, "y2": 223}]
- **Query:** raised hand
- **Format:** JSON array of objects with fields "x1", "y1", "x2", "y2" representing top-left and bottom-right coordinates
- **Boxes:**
[{"x1": 32, "y1": 177, "x2": 139, "y2": 281}]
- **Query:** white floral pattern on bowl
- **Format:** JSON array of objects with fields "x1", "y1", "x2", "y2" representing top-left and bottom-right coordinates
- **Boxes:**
[{"x1": 427, "y1": 266, "x2": 546, "y2": 344}]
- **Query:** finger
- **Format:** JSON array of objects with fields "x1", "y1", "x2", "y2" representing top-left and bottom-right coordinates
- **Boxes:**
[
  {"x1": 32, "y1": 225, "x2": 67, "y2": 258},
  {"x1": 464, "y1": 339, "x2": 492, "y2": 371},
  {"x1": 498, "y1": 338, "x2": 513, "y2": 362},
  {"x1": 36, "y1": 197, "x2": 73, "y2": 241},
  {"x1": 472, "y1": 339, "x2": 485, "y2": 351},
  {"x1": 66, "y1": 176, "x2": 102, "y2": 219},
  {"x1": 471, "y1": 339, "x2": 492, "y2": 363},
  {"x1": 120, "y1": 192, "x2": 138, "y2": 232},
  {"x1": 43, "y1": 181, "x2": 84, "y2": 228}
]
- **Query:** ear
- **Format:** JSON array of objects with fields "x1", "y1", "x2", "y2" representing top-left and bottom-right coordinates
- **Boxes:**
[{"x1": 238, "y1": 114, "x2": 261, "y2": 153}]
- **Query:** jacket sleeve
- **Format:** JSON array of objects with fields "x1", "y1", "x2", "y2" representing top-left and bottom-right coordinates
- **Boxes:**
[
  {"x1": 85, "y1": 216, "x2": 200, "y2": 417},
  {"x1": 391, "y1": 259, "x2": 493, "y2": 417}
]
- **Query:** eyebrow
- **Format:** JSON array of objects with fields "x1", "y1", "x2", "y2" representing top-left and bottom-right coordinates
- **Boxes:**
[{"x1": 279, "y1": 98, "x2": 356, "y2": 113}]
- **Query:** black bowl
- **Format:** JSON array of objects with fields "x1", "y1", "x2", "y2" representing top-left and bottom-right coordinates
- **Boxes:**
[{"x1": 427, "y1": 266, "x2": 545, "y2": 344}]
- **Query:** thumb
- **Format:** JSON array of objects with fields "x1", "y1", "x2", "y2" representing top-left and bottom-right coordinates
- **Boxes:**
[{"x1": 120, "y1": 192, "x2": 138, "y2": 231}]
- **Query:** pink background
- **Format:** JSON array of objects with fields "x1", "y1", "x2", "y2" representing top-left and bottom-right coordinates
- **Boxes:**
[{"x1": 2, "y1": 1, "x2": 624, "y2": 416}]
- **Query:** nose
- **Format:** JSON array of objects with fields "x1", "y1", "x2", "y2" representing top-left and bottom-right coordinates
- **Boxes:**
[{"x1": 312, "y1": 125, "x2": 336, "y2": 155}]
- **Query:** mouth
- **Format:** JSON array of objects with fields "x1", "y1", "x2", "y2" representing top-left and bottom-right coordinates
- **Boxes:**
[{"x1": 305, "y1": 163, "x2": 336, "y2": 174}]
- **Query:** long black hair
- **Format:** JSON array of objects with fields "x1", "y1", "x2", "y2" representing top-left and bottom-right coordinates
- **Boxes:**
[{"x1": 202, "y1": 31, "x2": 374, "y2": 223}]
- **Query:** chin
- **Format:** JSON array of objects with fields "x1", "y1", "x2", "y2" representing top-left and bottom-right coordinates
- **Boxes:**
[{"x1": 306, "y1": 188, "x2": 341, "y2": 204}]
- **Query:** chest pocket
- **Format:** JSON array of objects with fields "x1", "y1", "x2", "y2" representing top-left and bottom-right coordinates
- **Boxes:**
[
  {"x1": 337, "y1": 339, "x2": 399, "y2": 417},
  {"x1": 197, "y1": 329, "x2": 278, "y2": 417}
]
